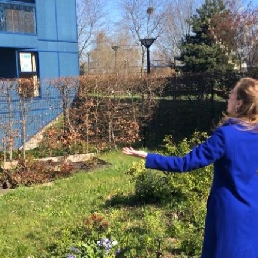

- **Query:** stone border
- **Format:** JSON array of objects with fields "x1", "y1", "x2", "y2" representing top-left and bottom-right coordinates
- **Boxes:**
[{"x1": 1, "y1": 153, "x2": 94, "y2": 170}]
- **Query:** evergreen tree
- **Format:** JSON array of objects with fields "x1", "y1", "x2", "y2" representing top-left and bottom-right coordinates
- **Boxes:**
[{"x1": 178, "y1": 0, "x2": 235, "y2": 73}]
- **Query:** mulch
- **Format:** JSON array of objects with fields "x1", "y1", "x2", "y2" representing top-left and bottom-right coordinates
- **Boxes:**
[{"x1": 0, "y1": 157, "x2": 111, "y2": 195}]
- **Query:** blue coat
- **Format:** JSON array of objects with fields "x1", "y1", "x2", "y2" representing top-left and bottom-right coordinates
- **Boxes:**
[{"x1": 145, "y1": 122, "x2": 258, "y2": 258}]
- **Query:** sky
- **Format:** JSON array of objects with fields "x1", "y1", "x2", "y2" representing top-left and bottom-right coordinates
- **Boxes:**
[
  {"x1": 250, "y1": 0, "x2": 258, "y2": 5},
  {"x1": 104, "y1": 0, "x2": 123, "y2": 24},
  {"x1": 103, "y1": 0, "x2": 258, "y2": 27}
]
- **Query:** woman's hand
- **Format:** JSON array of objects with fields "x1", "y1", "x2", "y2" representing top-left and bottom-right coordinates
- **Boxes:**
[{"x1": 122, "y1": 147, "x2": 147, "y2": 159}]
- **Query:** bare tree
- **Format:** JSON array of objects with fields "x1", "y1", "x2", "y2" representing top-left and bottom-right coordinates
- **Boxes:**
[
  {"x1": 87, "y1": 29, "x2": 141, "y2": 75},
  {"x1": 0, "y1": 79, "x2": 19, "y2": 162},
  {"x1": 230, "y1": 0, "x2": 258, "y2": 70},
  {"x1": 119, "y1": 0, "x2": 168, "y2": 75},
  {"x1": 76, "y1": 0, "x2": 106, "y2": 65},
  {"x1": 88, "y1": 31, "x2": 114, "y2": 74},
  {"x1": 154, "y1": 0, "x2": 203, "y2": 67},
  {"x1": 110, "y1": 26, "x2": 141, "y2": 75}
]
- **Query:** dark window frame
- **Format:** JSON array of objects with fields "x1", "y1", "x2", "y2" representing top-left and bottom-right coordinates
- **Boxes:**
[
  {"x1": 18, "y1": 51, "x2": 40, "y2": 98},
  {"x1": 0, "y1": 1, "x2": 36, "y2": 34}
]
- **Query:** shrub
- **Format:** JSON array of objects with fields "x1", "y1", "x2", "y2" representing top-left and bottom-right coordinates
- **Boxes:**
[
  {"x1": 135, "y1": 170, "x2": 173, "y2": 202},
  {"x1": 125, "y1": 131, "x2": 213, "y2": 256}
]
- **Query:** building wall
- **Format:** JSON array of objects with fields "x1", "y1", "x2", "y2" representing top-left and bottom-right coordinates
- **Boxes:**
[{"x1": 0, "y1": 0, "x2": 79, "y2": 149}]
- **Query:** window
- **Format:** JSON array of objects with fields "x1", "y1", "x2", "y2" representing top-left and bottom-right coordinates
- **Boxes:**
[
  {"x1": 18, "y1": 52, "x2": 39, "y2": 97},
  {"x1": 0, "y1": 47, "x2": 17, "y2": 78},
  {"x1": 0, "y1": 2, "x2": 36, "y2": 34}
]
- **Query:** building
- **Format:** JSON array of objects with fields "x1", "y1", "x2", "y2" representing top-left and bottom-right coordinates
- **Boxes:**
[{"x1": 0, "y1": 0, "x2": 79, "y2": 149}]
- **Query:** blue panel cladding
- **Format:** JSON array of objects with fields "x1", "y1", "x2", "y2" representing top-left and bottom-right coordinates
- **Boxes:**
[
  {"x1": 0, "y1": 99, "x2": 64, "y2": 149},
  {"x1": 38, "y1": 49, "x2": 79, "y2": 80},
  {"x1": 0, "y1": 34, "x2": 37, "y2": 48},
  {"x1": 0, "y1": 0, "x2": 79, "y2": 149},
  {"x1": 56, "y1": 0, "x2": 77, "y2": 42},
  {"x1": 59, "y1": 52, "x2": 79, "y2": 76},
  {"x1": 0, "y1": 111, "x2": 23, "y2": 150},
  {"x1": 38, "y1": 52, "x2": 59, "y2": 79},
  {"x1": 57, "y1": 42, "x2": 79, "y2": 53},
  {"x1": 35, "y1": 0, "x2": 57, "y2": 40},
  {"x1": 0, "y1": 81, "x2": 28, "y2": 149},
  {"x1": 0, "y1": 80, "x2": 23, "y2": 106},
  {"x1": 24, "y1": 99, "x2": 63, "y2": 144},
  {"x1": 0, "y1": 80, "x2": 69, "y2": 148}
]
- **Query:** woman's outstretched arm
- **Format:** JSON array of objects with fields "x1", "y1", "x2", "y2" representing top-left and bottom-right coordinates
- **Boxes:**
[{"x1": 122, "y1": 147, "x2": 147, "y2": 159}]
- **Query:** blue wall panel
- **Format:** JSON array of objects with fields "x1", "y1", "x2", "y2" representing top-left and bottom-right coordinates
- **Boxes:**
[
  {"x1": 0, "y1": 111, "x2": 23, "y2": 150},
  {"x1": 37, "y1": 41, "x2": 58, "y2": 52},
  {"x1": 0, "y1": 34, "x2": 37, "y2": 48},
  {"x1": 25, "y1": 107, "x2": 62, "y2": 142},
  {"x1": 58, "y1": 42, "x2": 79, "y2": 53},
  {"x1": 38, "y1": 52, "x2": 59, "y2": 79},
  {"x1": 59, "y1": 53, "x2": 79, "y2": 77},
  {"x1": 56, "y1": 0, "x2": 77, "y2": 42},
  {"x1": 36, "y1": 0, "x2": 57, "y2": 41}
]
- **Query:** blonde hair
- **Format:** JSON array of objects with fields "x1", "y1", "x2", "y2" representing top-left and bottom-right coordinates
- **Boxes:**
[{"x1": 221, "y1": 77, "x2": 258, "y2": 131}]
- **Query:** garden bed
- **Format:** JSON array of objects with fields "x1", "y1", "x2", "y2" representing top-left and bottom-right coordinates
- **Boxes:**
[{"x1": 0, "y1": 153, "x2": 111, "y2": 190}]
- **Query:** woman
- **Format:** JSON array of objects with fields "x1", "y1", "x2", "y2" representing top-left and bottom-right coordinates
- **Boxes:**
[{"x1": 122, "y1": 77, "x2": 258, "y2": 258}]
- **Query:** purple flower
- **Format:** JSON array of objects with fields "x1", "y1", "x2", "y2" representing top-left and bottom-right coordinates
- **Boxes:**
[
  {"x1": 67, "y1": 254, "x2": 76, "y2": 258},
  {"x1": 115, "y1": 248, "x2": 122, "y2": 255},
  {"x1": 70, "y1": 247, "x2": 80, "y2": 253}
]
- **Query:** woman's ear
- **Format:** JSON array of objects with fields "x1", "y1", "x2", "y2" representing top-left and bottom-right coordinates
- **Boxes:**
[{"x1": 236, "y1": 99, "x2": 243, "y2": 108}]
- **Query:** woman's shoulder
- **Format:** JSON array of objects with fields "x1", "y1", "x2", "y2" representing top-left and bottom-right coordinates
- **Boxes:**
[
  {"x1": 216, "y1": 120, "x2": 237, "y2": 132},
  {"x1": 218, "y1": 119, "x2": 258, "y2": 135},
  {"x1": 214, "y1": 121, "x2": 242, "y2": 138}
]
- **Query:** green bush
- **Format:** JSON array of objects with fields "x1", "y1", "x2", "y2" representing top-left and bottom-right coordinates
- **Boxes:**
[
  {"x1": 126, "y1": 131, "x2": 213, "y2": 256},
  {"x1": 135, "y1": 171, "x2": 173, "y2": 202}
]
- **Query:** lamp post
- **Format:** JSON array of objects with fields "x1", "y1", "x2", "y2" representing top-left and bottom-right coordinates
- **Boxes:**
[
  {"x1": 87, "y1": 52, "x2": 90, "y2": 74},
  {"x1": 140, "y1": 38, "x2": 156, "y2": 74},
  {"x1": 111, "y1": 45, "x2": 119, "y2": 71}
]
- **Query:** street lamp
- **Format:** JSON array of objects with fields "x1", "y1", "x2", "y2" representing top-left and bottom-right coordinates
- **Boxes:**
[
  {"x1": 87, "y1": 52, "x2": 90, "y2": 74},
  {"x1": 111, "y1": 45, "x2": 119, "y2": 71},
  {"x1": 140, "y1": 38, "x2": 156, "y2": 74}
]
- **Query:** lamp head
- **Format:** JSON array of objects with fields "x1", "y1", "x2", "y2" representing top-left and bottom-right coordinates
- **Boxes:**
[{"x1": 140, "y1": 38, "x2": 156, "y2": 48}]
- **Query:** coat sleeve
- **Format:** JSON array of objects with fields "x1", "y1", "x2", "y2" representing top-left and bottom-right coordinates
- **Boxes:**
[{"x1": 145, "y1": 128, "x2": 225, "y2": 172}]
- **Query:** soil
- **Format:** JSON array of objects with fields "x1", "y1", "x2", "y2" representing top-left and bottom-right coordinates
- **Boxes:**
[{"x1": 0, "y1": 154, "x2": 111, "y2": 195}]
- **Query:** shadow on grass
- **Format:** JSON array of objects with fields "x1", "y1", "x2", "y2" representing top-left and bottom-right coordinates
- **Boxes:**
[{"x1": 103, "y1": 192, "x2": 166, "y2": 208}]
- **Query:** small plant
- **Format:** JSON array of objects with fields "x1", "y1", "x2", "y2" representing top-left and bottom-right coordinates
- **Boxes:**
[
  {"x1": 67, "y1": 213, "x2": 122, "y2": 258},
  {"x1": 67, "y1": 237, "x2": 120, "y2": 258},
  {"x1": 126, "y1": 159, "x2": 173, "y2": 202}
]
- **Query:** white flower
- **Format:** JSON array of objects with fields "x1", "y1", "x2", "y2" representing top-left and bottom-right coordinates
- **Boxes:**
[{"x1": 112, "y1": 240, "x2": 118, "y2": 246}]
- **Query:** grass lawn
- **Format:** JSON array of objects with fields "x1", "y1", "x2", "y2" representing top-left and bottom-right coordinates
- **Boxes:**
[{"x1": 0, "y1": 151, "x2": 175, "y2": 258}]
